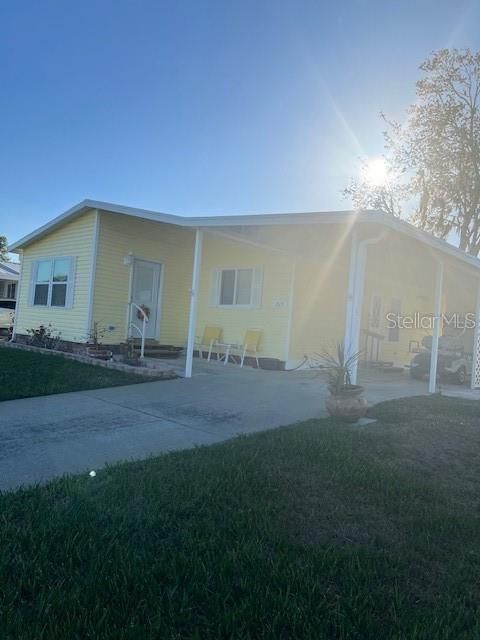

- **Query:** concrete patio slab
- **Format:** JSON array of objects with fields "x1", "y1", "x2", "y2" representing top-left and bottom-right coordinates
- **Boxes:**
[{"x1": 1, "y1": 360, "x2": 478, "y2": 492}]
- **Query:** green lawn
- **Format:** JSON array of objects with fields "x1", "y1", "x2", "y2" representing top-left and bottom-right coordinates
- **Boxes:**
[
  {"x1": 2, "y1": 396, "x2": 480, "y2": 639},
  {"x1": 0, "y1": 347, "x2": 147, "y2": 401}
]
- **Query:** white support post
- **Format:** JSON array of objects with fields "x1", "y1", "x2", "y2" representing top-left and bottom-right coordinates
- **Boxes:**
[
  {"x1": 350, "y1": 244, "x2": 369, "y2": 384},
  {"x1": 185, "y1": 230, "x2": 203, "y2": 378},
  {"x1": 344, "y1": 228, "x2": 388, "y2": 385},
  {"x1": 344, "y1": 230, "x2": 359, "y2": 361},
  {"x1": 429, "y1": 260, "x2": 444, "y2": 394},
  {"x1": 344, "y1": 230, "x2": 365, "y2": 385},
  {"x1": 284, "y1": 259, "x2": 297, "y2": 365},
  {"x1": 9, "y1": 252, "x2": 23, "y2": 342},
  {"x1": 471, "y1": 281, "x2": 480, "y2": 389}
]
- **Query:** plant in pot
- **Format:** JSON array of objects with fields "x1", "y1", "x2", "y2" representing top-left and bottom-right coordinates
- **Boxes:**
[
  {"x1": 121, "y1": 338, "x2": 144, "y2": 367},
  {"x1": 85, "y1": 322, "x2": 113, "y2": 361},
  {"x1": 320, "y1": 342, "x2": 368, "y2": 422}
]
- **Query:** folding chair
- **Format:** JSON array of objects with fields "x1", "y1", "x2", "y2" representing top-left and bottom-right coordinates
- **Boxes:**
[
  {"x1": 195, "y1": 326, "x2": 223, "y2": 361},
  {"x1": 236, "y1": 329, "x2": 262, "y2": 368}
]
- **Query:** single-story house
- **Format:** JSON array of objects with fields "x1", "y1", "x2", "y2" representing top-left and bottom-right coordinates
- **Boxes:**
[
  {"x1": 8, "y1": 199, "x2": 480, "y2": 390},
  {"x1": 0, "y1": 261, "x2": 20, "y2": 303}
]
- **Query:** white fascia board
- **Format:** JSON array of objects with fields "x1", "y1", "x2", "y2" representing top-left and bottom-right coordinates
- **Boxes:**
[
  {"x1": 0, "y1": 263, "x2": 20, "y2": 278},
  {"x1": 8, "y1": 199, "x2": 185, "y2": 252},
  {"x1": 86, "y1": 200, "x2": 187, "y2": 226},
  {"x1": 8, "y1": 201, "x2": 364, "y2": 252},
  {"x1": 0, "y1": 272, "x2": 19, "y2": 281},
  {"x1": 8, "y1": 198, "x2": 480, "y2": 274},
  {"x1": 188, "y1": 209, "x2": 368, "y2": 227},
  {"x1": 8, "y1": 201, "x2": 92, "y2": 252},
  {"x1": 376, "y1": 214, "x2": 480, "y2": 272},
  {"x1": 196, "y1": 210, "x2": 480, "y2": 272}
]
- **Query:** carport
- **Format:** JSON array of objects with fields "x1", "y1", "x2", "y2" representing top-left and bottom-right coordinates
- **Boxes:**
[
  {"x1": 329, "y1": 219, "x2": 480, "y2": 393},
  {"x1": 183, "y1": 215, "x2": 480, "y2": 393}
]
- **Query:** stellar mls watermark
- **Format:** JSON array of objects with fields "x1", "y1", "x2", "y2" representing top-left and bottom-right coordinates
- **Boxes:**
[{"x1": 385, "y1": 312, "x2": 476, "y2": 330}]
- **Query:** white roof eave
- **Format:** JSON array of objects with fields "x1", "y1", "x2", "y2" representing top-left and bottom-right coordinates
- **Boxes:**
[{"x1": 8, "y1": 199, "x2": 480, "y2": 274}]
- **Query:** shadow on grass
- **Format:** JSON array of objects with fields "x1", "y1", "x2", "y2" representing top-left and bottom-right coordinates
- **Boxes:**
[{"x1": 1, "y1": 395, "x2": 480, "y2": 639}]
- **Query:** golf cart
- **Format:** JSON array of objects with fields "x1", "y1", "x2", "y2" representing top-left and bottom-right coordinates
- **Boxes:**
[
  {"x1": 409, "y1": 334, "x2": 472, "y2": 385},
  {"x1": 0, "y1": 300, "x2": 15, "y2": 337}
]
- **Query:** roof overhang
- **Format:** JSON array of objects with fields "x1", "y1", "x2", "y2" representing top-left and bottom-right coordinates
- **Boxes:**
[
  {"x1": 8, "y1": 198, "x2": 480, "y2": 275},
  {"x1": 0, "y1": 263, "x2": 20, "y2": 279}
]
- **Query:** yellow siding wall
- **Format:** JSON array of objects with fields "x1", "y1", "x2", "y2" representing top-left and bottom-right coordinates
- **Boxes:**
[
  {"x1": 289, "y1": 254, "x2": 350, "y2": 361},
  {"x1": 16, "y1": 213, "x2": 472, "y2": 368},
  {"x1": 441, "y1": 265, "x2": 477, "y2": 353},
  {"x1": 196, "y1": 235, "x2": 294, "y2": 361},
  {"x1": 361, "y1": 236, "x2": 436, "y2": 365},
  {"x1": 92, "y1": 212, "x2": 194, "y2": 345},
  {"x1": 287, "y1": 228, "x2": 453, "y2": 368},
  {"x1": 15, "y1": 211, "x2": 97, "y2": 342}
]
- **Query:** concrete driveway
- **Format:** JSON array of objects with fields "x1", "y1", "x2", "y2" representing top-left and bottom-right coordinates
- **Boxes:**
[{"x1": 1, "y1": 362, "x2": 478, "y2": 491}]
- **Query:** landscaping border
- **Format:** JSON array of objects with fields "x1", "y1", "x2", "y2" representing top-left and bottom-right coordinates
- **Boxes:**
[{"x1": 0, "y1": 341, "x2": 178, "y2": 380}]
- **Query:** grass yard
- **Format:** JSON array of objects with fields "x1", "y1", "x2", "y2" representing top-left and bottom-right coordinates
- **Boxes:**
[
  {"x1": 2, "y1": 396, "x2": 480, "y2": 639},
  {"x1": 0, "y1": 347, "x2": 147, "y2": 401}
]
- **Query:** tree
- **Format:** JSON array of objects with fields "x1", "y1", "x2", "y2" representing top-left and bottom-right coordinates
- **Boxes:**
[
  {"x1": 0, "y1": 236, "x2": 8, "y2": 261},
  {"x1": 342, "y1": 158, "x2": 406, "y2": 217},
  {"x1": 344, "y1": 48, "x2": 480, "y2": 256}
]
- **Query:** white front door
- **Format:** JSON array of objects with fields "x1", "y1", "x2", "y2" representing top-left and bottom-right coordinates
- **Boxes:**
[{"x1": 130, "y1": 259, "x2": 162, "y2": 340}]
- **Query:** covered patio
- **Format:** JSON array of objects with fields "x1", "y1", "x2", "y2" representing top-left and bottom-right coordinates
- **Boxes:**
[
  {"x1": 142, "y1": 350, "x2": 480, "y2": 404},
  {"x1": 182, "y1": 213, "x2": 480, "y2": 395}
]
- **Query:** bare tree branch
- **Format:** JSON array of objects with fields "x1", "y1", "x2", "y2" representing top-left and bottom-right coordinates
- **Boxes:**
[{"x1": 343, "y1": 48, "x2": 480, "y2": 256}]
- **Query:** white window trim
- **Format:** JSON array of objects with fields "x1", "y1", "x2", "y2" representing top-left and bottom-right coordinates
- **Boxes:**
[
  {"x1": 216, "y1": 267, "x2": 256, "y2": 308},
  {"x1": 29, "y1": 256, "x2": 76, "y2": 309}
]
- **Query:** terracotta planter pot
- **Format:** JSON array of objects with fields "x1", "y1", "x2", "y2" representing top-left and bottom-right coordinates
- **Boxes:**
[{"x1": 325, "y1": 385, "x2": 368, "y2": 422}]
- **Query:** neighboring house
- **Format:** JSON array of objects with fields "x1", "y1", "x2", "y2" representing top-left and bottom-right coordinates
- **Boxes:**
[
  {"x1": 0, "y1": 261, "x2": 20, "y2": 303},
  {"x1": 8, "y1": 200, "x2": 480, "y2": 389},
  {"x1": 0, "y1": 261, "x2": 19, "y2": 332}
]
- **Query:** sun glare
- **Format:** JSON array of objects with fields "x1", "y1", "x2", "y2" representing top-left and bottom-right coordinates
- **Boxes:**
[{"x1": 362, "y1": 157, "x2": 389, "y2": 188}]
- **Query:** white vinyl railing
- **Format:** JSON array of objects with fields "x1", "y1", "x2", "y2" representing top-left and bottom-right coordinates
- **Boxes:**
[{"x1": 128, "y1": 302, "x2": 149, "y2": 358}]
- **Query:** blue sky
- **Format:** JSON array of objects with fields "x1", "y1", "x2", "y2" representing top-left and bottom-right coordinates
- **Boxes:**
[{"x1": 1, "y1": 0, "x2": 479, "y2": 245}]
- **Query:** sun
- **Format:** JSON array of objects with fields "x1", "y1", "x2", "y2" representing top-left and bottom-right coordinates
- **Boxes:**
[{"x1": 362, "y1": 157, "x2": 389, "y2": 188}]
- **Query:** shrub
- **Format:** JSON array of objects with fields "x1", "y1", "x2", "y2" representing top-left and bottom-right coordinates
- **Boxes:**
[{"x1": 26, "y1": 324, "x2": 62, "y2": 350}]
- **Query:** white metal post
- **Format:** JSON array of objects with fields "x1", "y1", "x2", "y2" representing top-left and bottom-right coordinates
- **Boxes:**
[
  {"x1": 344, "y1": 230, "x2": 359, "y2": 361},
  {"x1": 349, "y1": 244, "x2": 368, "y2": 384},
  {"x1": 284, "y1": 259, "x2": 297, "y2": 365},
  {"x1": 185, "y1": 230, "x2": 203, "y2": 378},
  {"x1": 140, "y1": 314, "x2": 146, "y2": 359},
  {"x1": 344, "y1": 228, "x2": 388, "y2": 385},
  {"x1": 471, "y1": 281, "x2": 480, "y2": 389},
  {"x1": 9, "y1": 252, "x2": 23, "y2": 342},
  {"x1": 344, "y1": 230, "x2": 367, "y2": 385},
  {"x1": 429, "y1": 260, "x2": 444, "y2": 394}
]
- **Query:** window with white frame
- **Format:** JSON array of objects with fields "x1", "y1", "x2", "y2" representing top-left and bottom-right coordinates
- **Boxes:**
[
  {"x1": 210, "y1": 267, "x2": 263, "y2": 308},
  {"x1": 31, "y1": 257, "x2": 75, "y2": 308}
]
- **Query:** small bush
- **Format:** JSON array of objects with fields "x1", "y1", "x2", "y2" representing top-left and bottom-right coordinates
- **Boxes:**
[{"x1": 25, "y1": 324, "x2": 62, "y2": 350}]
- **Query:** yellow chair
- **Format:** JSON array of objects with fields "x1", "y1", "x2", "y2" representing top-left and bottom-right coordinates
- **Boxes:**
[
  {"x1": 195, "y1": 326, "x2": 223, "y2": 361},
  {"x1": 237, "y1": 329, "x2": 262, "y2": 368}
]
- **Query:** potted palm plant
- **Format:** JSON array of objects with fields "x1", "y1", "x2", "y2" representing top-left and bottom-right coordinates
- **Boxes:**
[{"x1": 320, "y1": 343, "x2": 368, "y2": 421}]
